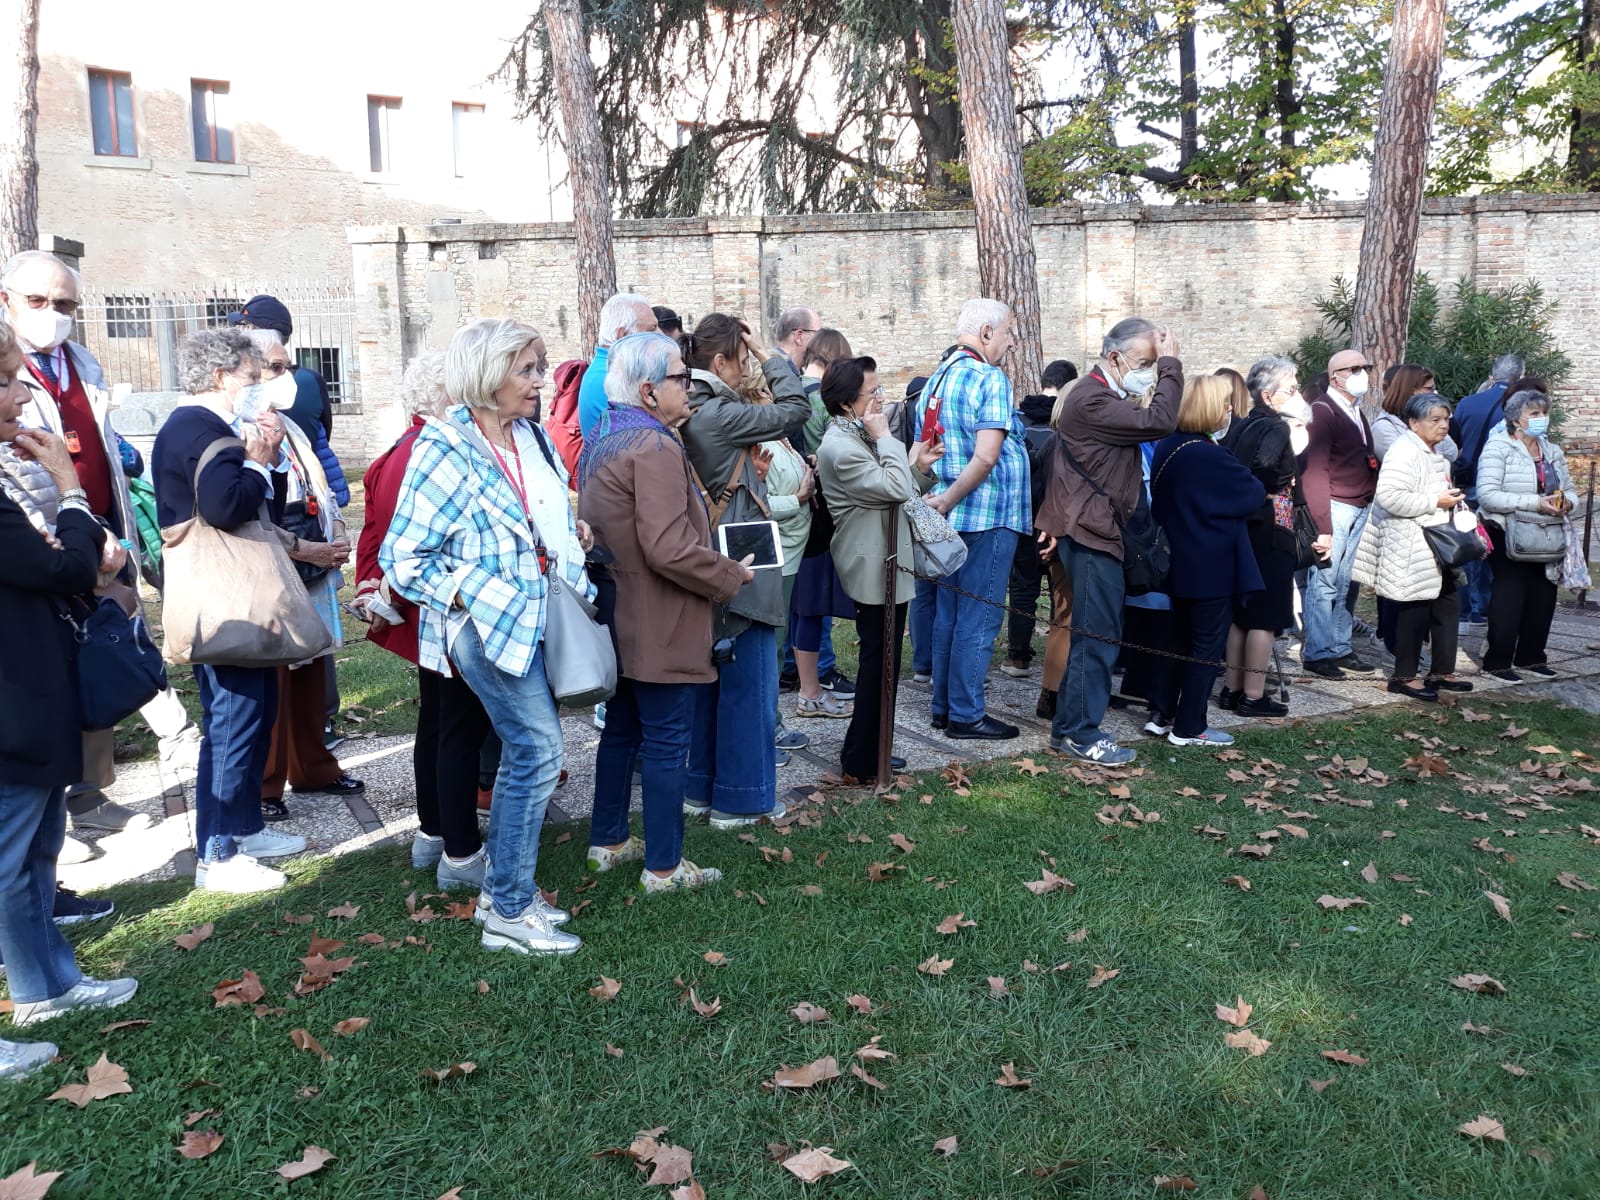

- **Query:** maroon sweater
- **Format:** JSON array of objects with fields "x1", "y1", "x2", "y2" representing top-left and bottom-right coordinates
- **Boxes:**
[{"x1": 1300, "y1": 393, "x2": 1377, "y2": 535}]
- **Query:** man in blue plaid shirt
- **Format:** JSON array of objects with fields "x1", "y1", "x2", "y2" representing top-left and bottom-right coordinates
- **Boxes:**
[{"x1": 914, "y1": 298, "x2": 1032, "y2": 740}]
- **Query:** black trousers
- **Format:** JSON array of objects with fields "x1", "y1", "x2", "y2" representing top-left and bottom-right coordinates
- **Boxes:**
[
  {"x1": 1483, "y1": 541, "x2": 1557, "y2": 671},
  {"x1": 1152, "y1": 596, "x2": 1231, "y2": 738},
  {"x1": 1006, "y1": 538, "x2": 1046, "y2": 661},
  {"x1": 1390, "y1": 573, "x2": 1459, "y2": 681},
  {"x1": 1119, "y1": 605, "x2": 1178, "y2": 704},
  {"x1": 842, "y1": 602, "x2": 908, "y2": 781},
  {"x1": 416, "y1": 668, "x2": 489, "y2": 859}
]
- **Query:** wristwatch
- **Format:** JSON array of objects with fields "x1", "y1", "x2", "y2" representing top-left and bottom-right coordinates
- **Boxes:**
[{"x1": 291, "y1": 536, "x2": 301, "y2": 554}]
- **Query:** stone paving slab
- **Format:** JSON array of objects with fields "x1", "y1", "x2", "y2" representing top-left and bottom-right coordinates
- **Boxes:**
[{"x1": 63, "y1": 609, "x2": 1600, "y2": 893}]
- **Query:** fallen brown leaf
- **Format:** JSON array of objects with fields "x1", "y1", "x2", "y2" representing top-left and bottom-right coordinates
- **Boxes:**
[
  {"x1": 1154, "y1": 1175, "x2": 1198, "y2": 1191},
  {"x1": 1458, "y1": 1115, "x2": 1508, "y2": 1144},
  {"x1": 1086, "y1": 964, "x2": 1120, "y2": 989},
  {"x1": 306, "y1": 934, "x2": 344, "y2": 957},
  {"x1": 782, "y1": 1147, "x2": 853, "y2": 1183},
  {"x1": 588, "y1": 976, "x2": 622, "y2": 1002},
  {"x1": 605, "y1": 1043, "x2": 624, "y2": 1059},
  {"x1": 46, "y1": 1054, "x2": 131, "y2": 1107},
  {"x1": 326, "y1": 903, "x2": 360, "y2": 919},
  {"x1": 935, "y1": 913, "x2": 977, "y2": 935},
  {"x1": 1224, "y1": 1029, "x2": 1272, "y2": 1056},
  {"x1": 850, "y1": 1064, "x2": 886, "y2": 1090},
  {"x1": 0, "y1": 1161, "x2": 63, "y2": 1199},
  {"x1": 1320, "y1": 1049, "x2": 1369, "y2": 1066},
  {"x1": 275, "y1": 1146, "x2": 335, "y2": 1181},
  {"x1": 174, "y1": 923, "x2": 214, "y2": 952},
  {"x1": 889, "y1": 832, "x2": 916, "y2": 854},
  {"x1": 177, "y1": 1130, "x2": 224, "y2": 1160},
  {"x1": 282, "y1": 912, "x2": 313, "y2": 925},
  {"x1": 1015, "y1": 757, "x2": 1049, "y2": 777},
  {"x1": 933, "y1": 1135, "x2": 959, "y2": 1157},
  {"x1": 668, "y1": 1182, "x2": 706, "y2": 1200},
  {"x1": 1556, "y1": 871, "x2": 1595, "y2": 892},
  {"x1": 994, "y1": 1061, "x2": 1032, "y2": 1089},
  {"x1": 917, "y1": 955, "x2": 954, "y2": 977},
  {"x1": 289, "y1": 1028, "x2": 330, "y2": 1061},
  {"x1": 866, "y1": 860, "x2": 905, "y2": 882},
  {"x1": 1500, "y1": 723, "x2": 1528, "y2": 740},
  {"x1": 211, "y1": 970, "x2": 265, "y2": 1007},
  {"x1": 182, "y1": 1108, "x2": 216, "y2": 1128},
  {"x1": 1403, "y1": 753, "x2": 1450, "y2": 778},
  {"x1": 475, "y1": 979, "x2": 490, "y2": 995},
  {"x1": 1315, "y1": 895, "x2": 1368, "y2": 911},
  {"x1": 702, "y1": 951, "x2": 728, "y2": 966},
  {"x1": 846, "y1": 993, "x2": 875, "y2": 1014},
  {"x1": 770, "y1": 1056, "x2": 841, "y2": 1089},
  {"x1": 1360, "y1": 861, "x2": 1380, "y2": 884},
  {"x1": 1484, "y1": 891, "x2": 1512, "y2": 922},
  {"x1": 1215, "y1": 996, "x2": 1254, "y2": 1027},
  {"x1": 1238, "y1": 843, "x2": 1274, "y2": 858},
  {"x1": 1398, "y1": 913, "x2": 1414, "y2": 926},
  {"x1": 854, "y1": 1036, "x2": 895, "y2": 1062},
  {"x1": 332, "y1": 1017, "x2": 370, "y2": 1036},
  {"x1": 689, "y1": 988, "x2": 721, "y2": 1018},
  {"x1": 420, "y1": 1061, "x2": 477, "y2": 1082},
  {"x1": 790, "y1": 1001, "x2": 829, "y2": 1024},
  {"x1": 1501, "y1": 1062, "x2": 1529, "y2": 1077},
  {"x1": 1224, "y1": 875, "x2": 1252, "y2": 891},
  {"x1": 1023, "y1": 869, "x2": 1075, "y2": 896},
  {"x1": 1450, "y1": 973, "x2": 1507, "y2": 996},
  {"x1": 1065, "y1": 927, "x2": 1089, "y2": 943},
  {"x1": 99, "y1": 1019, "x2": 151, "y2": 1033},
  {"x1": 1308, "y1": 1077, "x2": 1335, "y2": 1094}
]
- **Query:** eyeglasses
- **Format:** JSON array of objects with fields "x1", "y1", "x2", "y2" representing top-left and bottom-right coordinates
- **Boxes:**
[
  {"x1": 858, "y1": 386, "x2": 885, "y2": 401},
  {"x1": 19, "y1": 293, "x2": 79, "y2": 316},
  {"x1": 1335, "y1": 363, "x2": 1373, "y2": 374},
  {"x1": 660, "y1": 371, "x2": 692, "y2": 389},
  {"x1": 263, "y1": 361, "x2": 290, "y2": 376}
]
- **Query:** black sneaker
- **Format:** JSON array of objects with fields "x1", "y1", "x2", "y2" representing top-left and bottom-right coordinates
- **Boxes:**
[
  {"x1": 1337, "y1": 654, "x2": 1378, "y2": 674},
  {"x1": 323, "y1": 723, "x2": 345, "y2": 751},
  {"x1": 1217, "y1": 687, "x2": 1241, "y2": 711},
  {"x1": 1036, "y1": 689, "x2": 1056, "y2": 720},
  {"x1": 300, "y1": 774, "x2": 365, "y2": 796},
  {"x1": 1521, "y1": 664, "x2": 1558, "y2": 679},
  {"x1": 53, "y1": 885, "x2": 114, "y2": 926},
  {"x1": 1487, "y1": 669, "x2": 1522, "y2": 684},
  {"x1": 778, "y1": 672, "x2": 800, "y2": 694},
  {"x1": 819, "y1": 670, "x2": 856, "y2": 700},
  {"x1": 1236, "y1": 694, "x2": 1289, "y2": 717},
  {"x1": 1303, "y1": 660, "x2": 1347, "y2": 680},
  {"x1": 945, "y1": 716, "x2": 1020, "y2": 741}
]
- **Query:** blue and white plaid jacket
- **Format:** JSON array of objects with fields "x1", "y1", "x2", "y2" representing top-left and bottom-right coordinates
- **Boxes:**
[{"x1": 380, "y1": 406, "x2": 593, "y2": 679}]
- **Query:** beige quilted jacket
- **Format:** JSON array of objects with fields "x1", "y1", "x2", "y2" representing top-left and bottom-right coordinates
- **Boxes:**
[{"x1": 1352, "y1": 429, "x2": 1451, "y2": 603}]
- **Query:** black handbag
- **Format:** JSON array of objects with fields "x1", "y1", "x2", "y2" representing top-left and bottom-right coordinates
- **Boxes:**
[
  {"x1": 1057, "y1": 440, "x2": 1170, "y2": 596},
  {"x1": 1422, "y1": 508, "x2": 1490, "y2": 569},
  {"x1": 58, "y1": 596, "x2": 168, "y2": 730},
  {"x1": 1292, "y1": 504, "x2": 1324, "y2": 570}
]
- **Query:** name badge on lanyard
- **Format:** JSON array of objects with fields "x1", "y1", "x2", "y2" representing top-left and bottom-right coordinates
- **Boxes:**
[{"x1": 64, "y1": 430, "x2": 82, "y2": 455}]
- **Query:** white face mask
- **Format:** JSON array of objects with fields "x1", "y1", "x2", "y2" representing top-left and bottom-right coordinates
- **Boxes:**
[
  {"x1": 232, "y1": 381, "x2": 267, "y2": 423},
  {"x1": 12, "y1": 304, "x2": 74, "y2": 351},
  {"x1": 264, "y1": 370, "x2": 299, "y2": 411},
  {"x1": 1120, "y1": 366, "x2": 1157, "y2": 396},
  {"x1": 1343, "y1": 370, "x2": 1369, "y2": 398},
  {"x1": 1281, "y1": 395, "x2": 1314, "y2": 424},
  {"x1": 1212, "y1": 413, "x2": 1233, "y2": 443}
]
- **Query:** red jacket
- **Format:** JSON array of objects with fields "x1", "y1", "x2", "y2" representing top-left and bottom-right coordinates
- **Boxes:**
[{"x1": 356, "y1": 418, "x2": 424, "y2": 664}]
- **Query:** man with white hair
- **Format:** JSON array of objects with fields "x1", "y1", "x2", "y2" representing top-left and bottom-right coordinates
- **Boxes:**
[
  {"x1": 1, "y1": 249, "x2": 201, "y2": 857},
  {"x1": 1038, "y1": 316, "x2": 1182, "y2": 766},
  {"x1": 913, "y1": 297, "x2": 1031, "y2": 741},
  {"x1": 774, "y1": 306, "x2": 821, "y2": 375},
  {"x1": 577, "y1": 293, "x2": 658, "y2": 438}
]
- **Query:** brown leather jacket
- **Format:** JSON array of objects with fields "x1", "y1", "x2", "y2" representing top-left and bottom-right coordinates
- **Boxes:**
[
  {"x1": 1036, "y1": 358, "x2": 1183, "y2": 559},
  {"x1": 578, "y1": 421, "x2": 747, "y2": 685}
]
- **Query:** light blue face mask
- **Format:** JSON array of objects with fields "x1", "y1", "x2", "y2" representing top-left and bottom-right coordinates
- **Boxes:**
[{"x1": 1525, "y1": 414, "x2": 1549, "y2": 438}]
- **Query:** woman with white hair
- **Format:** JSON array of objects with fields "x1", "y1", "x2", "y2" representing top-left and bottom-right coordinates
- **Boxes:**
[
  {"x1": 242, "y1": 331, "x2": 361, "y2": 821},
  {"x1": 381, "y1": 318, "x2": 592, "y2": 956},
  {"x1": 151, "y1": 330, "x2": 308, "y2": 892},
  {"x1": 578, "y1": 332, "x2": 751, "y2": 891},
  {"x1": 353, "y1": 351, "x2": 490, "y2": 886}
]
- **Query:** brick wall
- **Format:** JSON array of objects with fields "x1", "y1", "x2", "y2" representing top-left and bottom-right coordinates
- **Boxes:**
[{"x1": 342, "y1": 196, "x2": 1600, "y2": 466}]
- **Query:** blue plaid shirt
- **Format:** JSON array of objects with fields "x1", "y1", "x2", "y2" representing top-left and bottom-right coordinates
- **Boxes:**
[
  {"x1": 380, "y1": 406, "x2": 593, "y2": 679},
  {"x1": 914, "y1": 350, "x2": 1030, "y2": 535}
]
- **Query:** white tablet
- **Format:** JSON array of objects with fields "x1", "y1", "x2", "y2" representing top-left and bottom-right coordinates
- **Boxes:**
[{"x1": 717, "y1": 519, "x2": 785, "y2": 571}]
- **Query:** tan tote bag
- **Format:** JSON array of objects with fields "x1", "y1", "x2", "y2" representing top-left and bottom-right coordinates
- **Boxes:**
[{"x1": 159, "y1": 435, "x2": 333, "y2": 667}]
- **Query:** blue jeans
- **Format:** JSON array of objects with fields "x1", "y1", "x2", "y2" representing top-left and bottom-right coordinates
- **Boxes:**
[
  {"x1": 931, "y1": 527, "x2": 1017, "y2": 725},
  {"x1": 1302, "y1": 500, "x2": 1369, "y2": 663},
  {"x1": 910, "y1": 578, "x2": 936, "y2": 674},
  {"x1": 1463, "y1": 558, "x2": 1493, "y2": 623},
  {"x1": 0, "y1": 783, "x2": 81, "y2": 1003},
  {"x1": 449, "y1": 625, "x2": 563, "y2": 921},
  {"x1": 590, "y1": 677, "x2": 694, "y2": 873},
  {"x1": 687, "y1": 623, "x2": 777, "y2": 815},
  {"x1": 194, "y1": 663, "x2": 278, "y2": 863},
  {"x1": 1052, "y1": 534, "x2": 1125, "y2": 745}
]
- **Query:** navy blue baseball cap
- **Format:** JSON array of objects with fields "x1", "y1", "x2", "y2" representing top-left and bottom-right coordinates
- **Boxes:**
[{"x1": 226, "y1": 294, "x2": 293, "y2": 339}]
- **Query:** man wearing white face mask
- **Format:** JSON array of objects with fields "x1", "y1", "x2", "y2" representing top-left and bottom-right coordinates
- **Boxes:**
[
  {"x1": 1299, "y1": 348, "x2": 1381, "y2": 680},
  {"x1": 1, "y1": 250, "x2": 202, "y2": 857}
]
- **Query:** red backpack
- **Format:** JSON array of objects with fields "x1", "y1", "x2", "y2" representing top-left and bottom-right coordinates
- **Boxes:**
[{"x1": 547, "y1": 359, "x2": 587, "y2": 481}]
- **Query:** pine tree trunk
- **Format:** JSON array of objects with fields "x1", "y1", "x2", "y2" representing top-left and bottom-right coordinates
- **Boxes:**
[
  {"x1": 0, "y1": 0, "x2": 40, "y2": 262},
  {"x1": 950, "y1": 0, "x2": 1043, "y2": 396},
  {"x1": 1572, "y1": 0, "x2": 1600, "y2": 189},
  {"x1": 1349, "y1": 0, "x2": 1447, "y2": 390},
  {"x1": 543, "y1": 0, "x2": 616, "y2": 357}
]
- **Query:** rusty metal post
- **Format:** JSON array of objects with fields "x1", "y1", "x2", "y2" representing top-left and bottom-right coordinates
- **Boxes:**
[
  {"x1": 877, "y1": 510, "x2": 900, "y2": 787},
  {"x1": 1578, "y1": 460, "x2": 1596, "y2": 608}
]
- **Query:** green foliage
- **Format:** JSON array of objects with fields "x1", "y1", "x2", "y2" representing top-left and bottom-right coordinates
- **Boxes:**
[{"x1": 1291, "y1": 273, "x2": 1574, "y2": 401}]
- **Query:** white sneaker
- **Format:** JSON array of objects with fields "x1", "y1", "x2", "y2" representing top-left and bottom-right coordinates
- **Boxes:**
[
  {"x1": 235, "y1": 828, "x2": 307, "y2": 860},
  {"x1": 708, "y1": 800, "x2": 787, "y2": 830},
  {"x1": 195, "y1": 854, "x2": 287, "y2": 893},
  {"x1": 683, "y1": 798, "x2": 711, "y2": 820},
  {"x1": 1142, "y1": 714, "x2": 1174, "y2": 737},
  {"x1": 586, "y1": 836, "x2": 645, "y2": 873},
  {"x1": 411, "y1": 832, "x2": 445, "y2": 869},
  {"x1": 1168, "y1": 728, "x2": 1236, "y2": 748},
  {"x1": 591, "y1": 702, "x2": 607, "y2": 731},
  {"x1": 480, "y1": 906, "x2": 582, "y2": 956},
  {"x1": 473, "y1": 891, "x2": 570, "y2": 927},
  {"x1": 159, "y1": 726, "x2": 203, "y2": 770},
  {"x1": 0, "y1": 1038, "x2": 59, "y2": 1079},
  {"x1": 912, "y1": 671, "x2": 932, "y2": 683},
  {"x1": 12, "y1": 976, "x2": 139, "y2": 1027},
  {"x1": 436, "y1": 849, "x2": 488, "y2": 891},
  {"x1": 640, "y1": 859, "x2": 723, "y2": 894}
]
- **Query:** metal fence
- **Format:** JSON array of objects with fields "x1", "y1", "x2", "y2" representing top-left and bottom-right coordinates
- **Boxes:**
[{"x1": 75, "y1": 282, "x2": 360, "y2": 408}]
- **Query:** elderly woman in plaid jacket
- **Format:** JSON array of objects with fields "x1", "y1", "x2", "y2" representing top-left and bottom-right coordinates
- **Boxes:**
[{"x1": 382, "y1": 318, "x2": 593, "y2": 959}]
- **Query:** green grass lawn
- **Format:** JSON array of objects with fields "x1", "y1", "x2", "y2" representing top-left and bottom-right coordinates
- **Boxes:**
[{"x1": 8, "y1": 696, "x2": 1598, "y2": 1198}]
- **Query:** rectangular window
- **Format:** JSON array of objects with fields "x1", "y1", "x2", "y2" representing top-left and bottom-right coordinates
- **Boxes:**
[
  {"x1": 105, "y1": 295, "x2": 151, "y2": 339},
  {"x1": 367, "y1": 95, "x2": 400, "y2": 174},
  {"x1": 296, "y1": 347, "x2": 344, "y2": 403},
  {"x1": 191, "y1": 80, "x2": 234, "y2": 163},
  {"x1": 203, "y1": 296, "x2": 241, "y2": 324},
  {"x1": 451, "y1": 102, "x2": 484, "y2": 177},
  {"x1": 88, "y1": 69, "x2": 136, "y2": 157}
]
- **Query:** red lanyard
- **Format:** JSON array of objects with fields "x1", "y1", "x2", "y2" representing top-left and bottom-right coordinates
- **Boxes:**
[{"x1": 477, "y1": 420, "x2": 529, "y2": 515}]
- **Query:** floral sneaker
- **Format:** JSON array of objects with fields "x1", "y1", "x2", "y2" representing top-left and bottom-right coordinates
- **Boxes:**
[
  {"x1": 640, "y1": 859, "x2": 723, "y2": 895},
  {"x1": 586, "y1": 836, "x2": 645, "y2": 874}
]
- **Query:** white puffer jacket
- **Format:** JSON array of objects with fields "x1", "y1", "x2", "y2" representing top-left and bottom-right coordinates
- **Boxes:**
[
  {"x1": 0, "y1": 442, "x2": 61, "y2": 535},
  {"x1": 1352, "y1": 429, "x2": 1450, "y2": 603},
  {"x1": 1476, "y1": 426, "x2": 1576, "y2": 518}
]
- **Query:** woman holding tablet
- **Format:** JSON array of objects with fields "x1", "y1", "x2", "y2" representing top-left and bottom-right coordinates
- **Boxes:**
[
  {"x1": 816, "y1": 356, "x2": 943, "y2": 781},
  {"x1": 678, "y1": 314, "x2": 812, "y2": 827}
]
